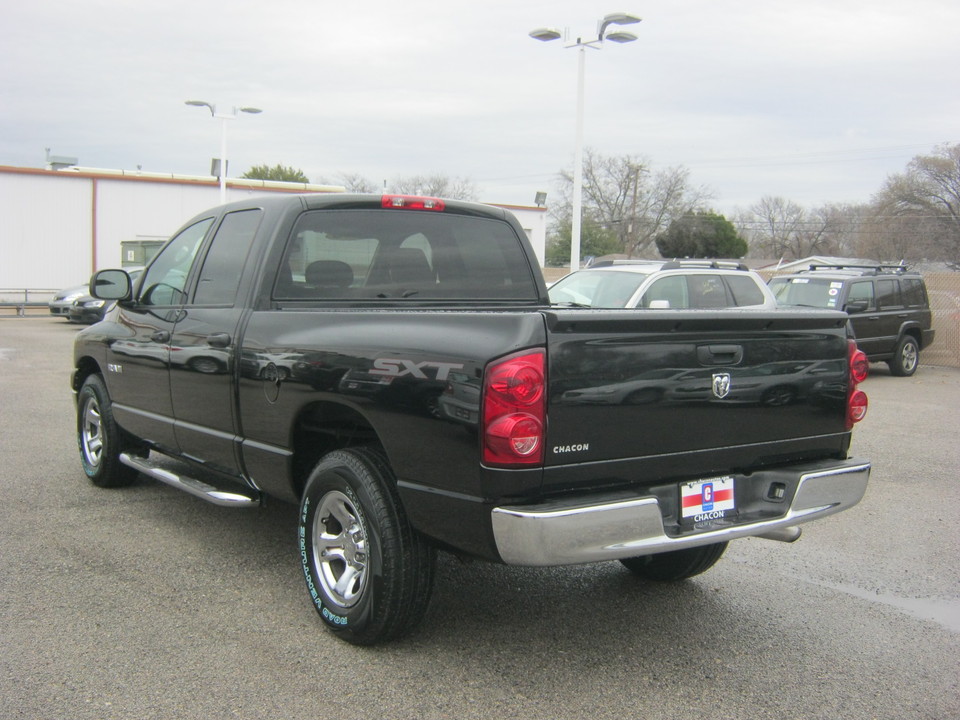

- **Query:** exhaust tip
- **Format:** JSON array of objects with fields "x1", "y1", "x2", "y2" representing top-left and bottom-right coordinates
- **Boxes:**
[{"x1": 757, "y1": 526, "x2": 802, "y2": 543}]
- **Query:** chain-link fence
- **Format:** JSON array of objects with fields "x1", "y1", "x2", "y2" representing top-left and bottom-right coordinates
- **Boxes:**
[{"x1": 923, "y1": 273, "x2": 960, "y2": 369}]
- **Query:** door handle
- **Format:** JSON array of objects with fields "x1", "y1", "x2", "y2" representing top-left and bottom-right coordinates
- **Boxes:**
[
  {"x1": 697, "y1": 344, "x2": 743, "y2": 365},
  {"x1": 207, "y1": 333, "x2": 231, "y2": 348},
  {"x1": 151, "y1": 330, "x2": 170, "y2": 343}
]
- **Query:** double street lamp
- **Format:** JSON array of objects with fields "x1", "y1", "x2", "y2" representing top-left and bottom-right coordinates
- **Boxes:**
[
  {"x1": 530, "y1": 13, "x2": 641, "y2": 272},
  {"x1": 185, "y1": 100, "x2": 263, "y2": 203}
]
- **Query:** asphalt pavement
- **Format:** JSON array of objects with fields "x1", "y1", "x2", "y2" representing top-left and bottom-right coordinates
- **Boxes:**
[{"x1": 1, "y1": 317, "x2": 958, "y2": 720}]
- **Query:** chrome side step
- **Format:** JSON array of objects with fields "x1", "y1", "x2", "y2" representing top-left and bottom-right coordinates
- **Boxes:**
[{"x1": 119, "y1": 453, "x2": 260, "y2": 507}]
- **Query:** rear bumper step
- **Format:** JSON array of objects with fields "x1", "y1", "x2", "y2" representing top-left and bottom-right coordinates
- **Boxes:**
[
  {"x1": 119, "y1": 453, "x2": 260, "y2": 507},
  {"x1": 491, "y1": 458, "x2": 870, "y2": 566}
]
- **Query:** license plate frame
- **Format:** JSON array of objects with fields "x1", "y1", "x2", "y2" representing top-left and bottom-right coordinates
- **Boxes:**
[{"x1": 680, "y1": 476, "x2": 736, "y2": 524}]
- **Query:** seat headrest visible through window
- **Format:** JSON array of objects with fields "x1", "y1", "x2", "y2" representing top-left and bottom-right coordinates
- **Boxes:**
[
  {"x1": 305, "y1": 260, "x2": 354, "y2": 288},
  {"x1": 388, "y1": 248, "x2": 435, "y2": 285}
]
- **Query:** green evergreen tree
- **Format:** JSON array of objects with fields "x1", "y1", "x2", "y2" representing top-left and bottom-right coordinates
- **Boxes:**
[
  {"x1": 655, "y1": 212, "x2": 747, "y2": 258},
  {"x1": 546, "y1": 216, "x2": 621, "y2": 265},
  {"x1": 243, "y1": 163, "x2": 310, "y2": 183}
]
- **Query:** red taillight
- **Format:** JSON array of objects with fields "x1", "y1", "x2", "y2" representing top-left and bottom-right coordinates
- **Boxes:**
[
  {"x1": 381, "y1": 195, "x2": 446, "y2": 211},
  {"x1": 850, "y1": 348, "x2": 869, "y2": 384},
  {"x1": 848, "y1": 390, "x2": 868, "y2": 425},
  {"x1": 482, "y1": 350, "x2": 545, "y2": 467},
  {"x1": 846, "y1": 339, "x2": 869, "y2": 428}
]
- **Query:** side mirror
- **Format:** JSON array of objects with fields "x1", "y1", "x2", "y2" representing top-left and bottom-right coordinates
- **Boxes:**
[
  {"x1": 90, "y1": 269, "x2": 132, "y2": 301},
  {"x1": 844, "y1": 300, "x2": 869, "y2": 314},
  {"x1": 648, "y1": 299, "x2": 671, "y2": 309}
]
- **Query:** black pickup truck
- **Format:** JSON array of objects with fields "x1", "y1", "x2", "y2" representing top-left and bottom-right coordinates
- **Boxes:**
[{"x1": 73, "y1": 193, "x2": 871, "y2": 645}]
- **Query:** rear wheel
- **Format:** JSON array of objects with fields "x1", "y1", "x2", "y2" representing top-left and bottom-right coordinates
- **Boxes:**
[
  {"x1": 77, "y1": 374, "x2": 139, "y2": 488},
  {"x1": 298, "y1": 447, "x2": 436, "y2": 645},
  {"x1": 620, "y1": 542, "x2": 728, "y2": 581},
  {"x1": 888, "y1": 336, "x2": 919, "y2": 377}
]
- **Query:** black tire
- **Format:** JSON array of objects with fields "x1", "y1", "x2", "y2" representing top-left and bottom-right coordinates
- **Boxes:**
[
  {"x1": 298, "y1": 447, "x2": 436, "y2": 645},
  {"x1": 76, "y1": 374, "x2": 139, "y2": 488},
  {"x1": 619, "y1": 541, "x2": 728, "y2": 581},
  {"x1": 888, "y1": 336, "x2": 919, "y2": 377}
]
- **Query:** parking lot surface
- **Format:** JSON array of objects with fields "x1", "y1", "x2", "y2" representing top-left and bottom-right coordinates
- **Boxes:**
[{"x1": 1, "y1": 318, "x2": 958, "y2": 720}]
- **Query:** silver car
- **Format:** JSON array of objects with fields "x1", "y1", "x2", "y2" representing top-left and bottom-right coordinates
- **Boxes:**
[
  {"x1": 49, "y1": 282, "x2": 90, "y2": 317},
  {"x1": 548, "y1": 260, "x2": 776, "y2": 309}
]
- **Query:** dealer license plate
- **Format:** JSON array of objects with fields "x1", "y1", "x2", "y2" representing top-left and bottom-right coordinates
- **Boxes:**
[{"x1": 680, "y1": 476, "x2": 736, "y2": 523}]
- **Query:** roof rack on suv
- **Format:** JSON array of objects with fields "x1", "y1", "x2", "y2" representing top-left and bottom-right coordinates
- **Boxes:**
[
  {"x1": 660, "y1": 259, "x2": 749, "y2": 271},
  {"x1": 588, "y1": 259, "x2": 663, "y2": 268},
  {"x1": 807, "y1": 263, "x2": 909, "y2": 275}
]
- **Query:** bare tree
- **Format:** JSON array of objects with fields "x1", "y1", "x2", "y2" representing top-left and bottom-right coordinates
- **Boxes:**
[
  {"x1": 389, "y1": 174, "x2": 478, "y2": 201},
  {"x1": 745, "y1": 196, "x2": 807, "y2": 259},
  {"x1": 555, "y1": 149, "x2": 712, "y2": 257},
  {"x1": 737, "y1": 201, "x2": 877, "y2": 260},
  {"x1": 335, "y1": 172, "x2": 379, "y2": 193},
  {"x1": 322, "y1": 172, "x2": 479, "y2": 200},
  {"x1": 871, "y1": 142, "x2": 960, "y2": 263}
]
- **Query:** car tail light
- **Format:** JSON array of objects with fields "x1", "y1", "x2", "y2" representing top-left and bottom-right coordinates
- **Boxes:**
[
  {"x1": 482, "y1": 350, "x2": 545, "y2": 467},
  {"x1": 381, "y1": 195, "x2": 446, "y2": 211},
  {"x1": 848, "y1": 390, "x2": 868, "y2": 424},
  {"x1": 846, "y1": 339, "x2": 869, "y2": 429},
  {"x1": 849, "y1": 345, "x2": 869, "y2": 384}
]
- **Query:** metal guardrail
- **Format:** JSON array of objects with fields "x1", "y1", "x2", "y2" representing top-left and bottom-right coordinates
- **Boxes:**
[{"x1": 0, "y1": 289, "x2": 57, "y2": 317}]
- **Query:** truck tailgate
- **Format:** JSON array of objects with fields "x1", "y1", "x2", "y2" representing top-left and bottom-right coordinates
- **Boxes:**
[{"x1": 543, "y1": 308, "x2": 853, "y2": 490}]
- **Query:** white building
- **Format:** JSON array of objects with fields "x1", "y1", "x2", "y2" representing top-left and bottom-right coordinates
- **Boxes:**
[{"x1": 0, "y1": 165, "x2": 547, "y2": 293}]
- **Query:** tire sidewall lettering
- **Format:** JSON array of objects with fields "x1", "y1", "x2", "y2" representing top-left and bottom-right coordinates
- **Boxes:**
[{"x1": 299, "y1": 465, "x2": 379, "y2": 633}]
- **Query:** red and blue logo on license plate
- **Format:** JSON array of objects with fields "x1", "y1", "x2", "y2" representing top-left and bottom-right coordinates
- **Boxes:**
[{"x1": 681, "y1": 476, "x2": 735, "y2": 523}]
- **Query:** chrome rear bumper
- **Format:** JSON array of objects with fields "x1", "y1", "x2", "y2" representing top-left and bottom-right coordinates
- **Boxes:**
[{"x1": 491, "y1": 458, "x2": 870, "y2": 566}]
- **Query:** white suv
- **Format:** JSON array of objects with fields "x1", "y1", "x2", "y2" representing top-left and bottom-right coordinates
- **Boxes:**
[{"x1": 548, "y1": 260, "x2": 776, "y2": 310}]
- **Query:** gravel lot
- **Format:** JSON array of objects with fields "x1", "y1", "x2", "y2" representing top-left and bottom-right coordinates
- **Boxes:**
[{"x1": 1, "y1": 317, "x2": 958, "y2": 720}]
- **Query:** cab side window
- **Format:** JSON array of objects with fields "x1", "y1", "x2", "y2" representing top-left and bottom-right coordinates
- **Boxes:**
[
  {"x1": 194, "y1": 210, "x2": 263, "y2": 306},
  {"x1": 139, "y1": 218, "x2": 214, "y2": 306}
]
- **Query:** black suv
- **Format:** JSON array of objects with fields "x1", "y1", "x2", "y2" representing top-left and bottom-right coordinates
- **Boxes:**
[{"x1": 769, "y1": 264, "x2": 935, "y2": 376}]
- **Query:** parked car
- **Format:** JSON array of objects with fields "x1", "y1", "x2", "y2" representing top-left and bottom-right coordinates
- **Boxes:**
[
  {"x1": 49, "y1": 282, "x2": 90, "y2": 318},
  {"x1": 547, "y1": 260, "x2": 777, "y2": 309},
  {"x1": 67, "y1": 268, "x2": 144, "y2": 324},
  {"x1": 768, "y1": 263, "x2": 935, "y2": 376}
]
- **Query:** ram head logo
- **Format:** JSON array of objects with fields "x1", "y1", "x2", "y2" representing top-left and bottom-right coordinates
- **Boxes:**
[{"x1": 712, "y1": 372, "x2": 732, "y2": 399}]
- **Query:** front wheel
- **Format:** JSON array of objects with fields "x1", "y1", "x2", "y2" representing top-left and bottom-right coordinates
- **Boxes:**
[
  {"x1": 619, "y1": 542, "x2": 728, "y2": 581},
  {"x1": 888, "y1": 336, "x2": 919, "y2": 377},
  {"x1": 298, "y1": 447, "x2": 436, "y2": 645},
  {"x1": 77, "y1": 374, "x2": 139, "y2": 488}
]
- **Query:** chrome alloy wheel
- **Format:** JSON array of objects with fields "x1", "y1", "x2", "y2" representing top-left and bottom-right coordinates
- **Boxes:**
[
  {"x1": 901, "y1": 341, "x2": 919, "y2": 373},
  {"x1": 312, "y1": 490, "x2": 369, "y2": 608},
  {"x1": 80, "y1": 394, "x2": 104, "y2": 470}
]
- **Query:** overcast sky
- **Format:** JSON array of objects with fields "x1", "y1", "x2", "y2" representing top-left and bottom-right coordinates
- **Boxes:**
[{"x1": 2, "y1": 0, "x2": 957, "y2": 213}]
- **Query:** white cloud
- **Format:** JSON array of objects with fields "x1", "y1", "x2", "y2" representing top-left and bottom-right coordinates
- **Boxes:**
[{"x1": 1, "y1": 0, "x2": 957, "y2": 210}]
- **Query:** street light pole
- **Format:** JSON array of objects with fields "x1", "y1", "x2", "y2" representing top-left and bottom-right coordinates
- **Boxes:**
[
  {"x1": 530, "y1": 13, "x2": 641, "y2": 273},
  {"x1": 185, "y1": 100, "x2": 263, "y2": 204},
  {"x1": 572, "y1": 46, "x2": 586, "y2": 275}
]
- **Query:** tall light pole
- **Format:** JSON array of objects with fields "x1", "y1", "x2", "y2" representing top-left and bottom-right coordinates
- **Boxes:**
[
  {"x1": 185, "y1": 100, "x2": 263, "y2": 203},
  {"x1": 530, "y1": 13, "x2": 641, "y2": 273}
]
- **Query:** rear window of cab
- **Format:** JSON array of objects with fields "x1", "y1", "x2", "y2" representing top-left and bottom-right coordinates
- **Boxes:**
[{"x1": 274, "y1": 210, "x2": 539, "y2": 301}]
